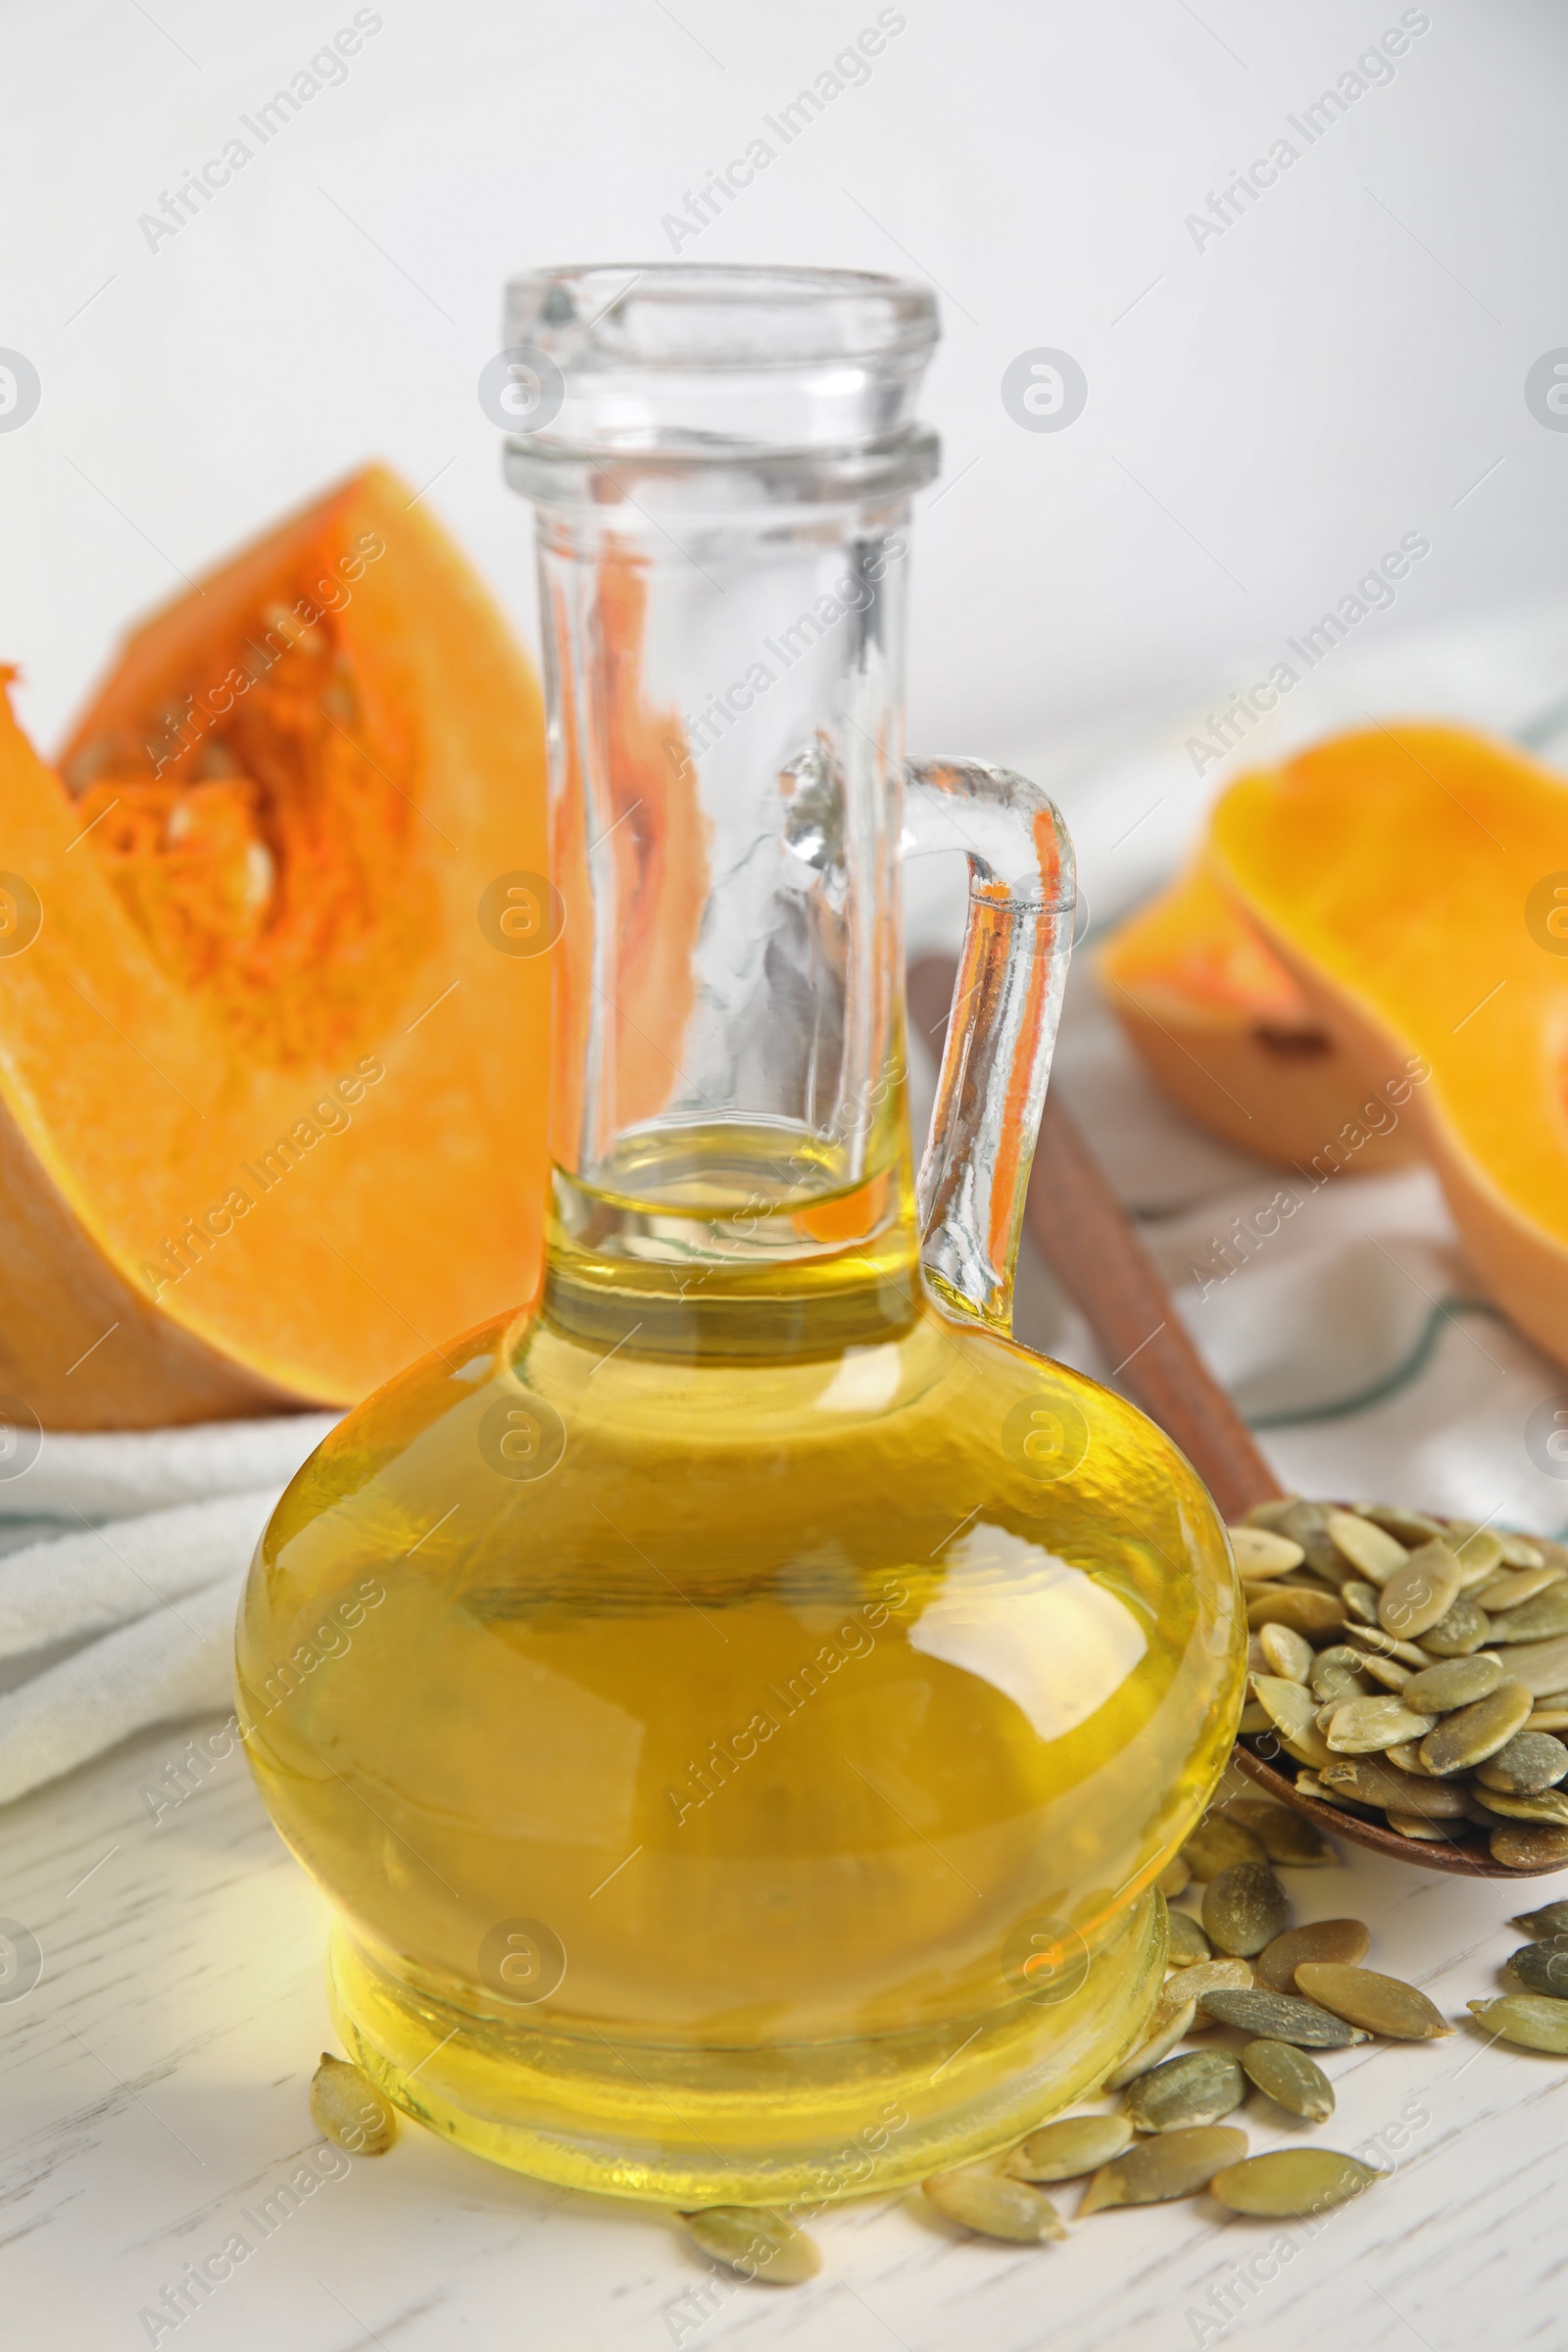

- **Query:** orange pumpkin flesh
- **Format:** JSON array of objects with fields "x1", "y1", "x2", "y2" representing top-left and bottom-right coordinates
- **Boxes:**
[
  {"x1": 1209, "y1": 724, "x2": 1568, "y2": 1367},
  {"x1": 1099, "y1": 858, "x2": 1420, "y2": 1174},
  {"x1": 0, "y1": 464, "x2": 548, "y2": 1426}
]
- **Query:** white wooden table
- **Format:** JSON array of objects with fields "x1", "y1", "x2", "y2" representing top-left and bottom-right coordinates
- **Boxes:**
[{"x1": 3, "y1": 1708, "x2": 1563, "y2": 2352}]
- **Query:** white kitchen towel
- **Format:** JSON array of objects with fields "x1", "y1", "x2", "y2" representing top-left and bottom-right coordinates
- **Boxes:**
[
  {"x1": 0, "y1": 1571, "x2": 242, "y2": 1807},
  {"x1": 0, "y1": 1412, "x2": 334, "y2": 1802},
  {"x1": 0, "y1": 1412, "x2": 335, "y2": 1523}
]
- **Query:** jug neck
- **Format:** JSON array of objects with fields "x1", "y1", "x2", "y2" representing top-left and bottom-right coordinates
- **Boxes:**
[{"x1": 505, "y1": 268, "x2": 942, "y2": 1349}]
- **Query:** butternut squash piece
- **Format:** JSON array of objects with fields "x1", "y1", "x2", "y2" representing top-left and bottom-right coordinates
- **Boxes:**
[
  {"x1": 1209, "y1": 723, "x2": 1568, "y2": 1367},
  {"x1": 1099, "y1": 858, "x2": 1419, "y2": 1174},
  {"x1": 0, "y1": 465, "x2": 549, "y2": 1426}
]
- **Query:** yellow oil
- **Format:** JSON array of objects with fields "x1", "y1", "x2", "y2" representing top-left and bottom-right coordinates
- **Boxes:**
[{"x1": 237, "y1": 1114, "x2": 1243, "y2": 2203}]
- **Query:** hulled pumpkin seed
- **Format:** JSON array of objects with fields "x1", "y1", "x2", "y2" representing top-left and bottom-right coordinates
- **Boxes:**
[
  {"x1": 1326, "y1": 1695, "x2": 1436, "y2": 1753},
  {"x1": 922, "y1": 2167, "x2": 1066, "y2": 2243},
  {"x1": 1499, "y1": 1534, "x2": 1549, "y2": 1570},
  {"x1": 1491, "y1": 1822, "x2": 1568, "y2": 1869},
  {"x1": 1200, "y1": 1860, "x2": 1289, "y2": 1958},
  {"x1": 1249, "y1": 1590, "x2": 1347, "y2": 1640},
  {"x1": 1258, "y1": 1622, "x2": 1315, "y2": 1683},
  {"x1": 681, "y1": 2206, "x2": 821, "y2": 2282},
  {"x1": 1495, "y1": 1633, "x2": 1568, "y2": 1696},
  {"x1": 1237, "y1": 1699, "x2": 1273, "y2": 1735},
  {"x1": 1512, "y1": 1899, "x2": 1568, "y2": 1938},
  {"x1": 1253, "y1": 1918, "x2": 1371, "y2": 1992},
  {"x1": 1467, "y1": 1993, "x2": 1568, "y2": 2052},
  {"x1": 1345, "y1": 1622, "x2": 1430, "y2": 1666},
  {"x1": 1104, "y1": 1997, "x2": 1199, "y2": 2087},
  {"x1": 1246, "y1": 1500, "x2": 1295, "y2": 1530},
  {"x1": 1260, "y1": 1500, "x2": 1346, "y2": 1581},
  {"x1": 1483, "y1": 1584, "x2": 1568, "y2": 1644},
  {"x1": 1418, "y1": 1681, "x2": 1534, "y2": 1776},
  {"x1": 1209, "y1": 2149, "x2": 1379, "y2": 2216},
  {"x1": 1181, "y1": 1815, "x2": 1266, "y2": 1881},
  {"x1": 1292, "y1": 1772, "x2": 1371, "y2": 1811},
  {"x1": 1219, "y1": 1797, "x2": 1335, "y2": 1866},
  {"x1": 1364, "y1": 1504, "x2": 1446, "y2": 1547},
  {"x1": 1196, "y1": 1988, "x2": 1369, "y2": 2046},
  {"x1": 1005, "y1": 2114, "x2": 1134, "y2": 2181},
  {"x1": 1167, "y1": 1909, "x2": 1212, "y2": 1967},
  {"x1": 1294, "y1": 1962, "x2": 1452, "y2": 2039},
  {"x1": 1382, "y1": 1739, "x2": 1432, "y2": 1774},
  {"x1": 1079, "y1": 2125, "x2": 1248, "y2": 2213},
  {"x1": 1157, "y1": 1854, "x2": 1192, "y2": 1899},
  {"x1": 1123, "y1": 2048, "x2": 1247, "y2": 2133},
  {"x1": 1310, "y1": 1652, "x2": 1372, "y2": 1704},
  {"x1": 1240, "y1": 2037, "x2": 1335, "y2": 2122},
  {"x1": 1326, "y1": 1511, "x2": 1407, "y2": 1585},
  {"x1": 1472, "y1": 1566, "x2": 1565, "y2": 1614},
  {"x1": 1356, "y1": 1653, "x2": 1413, "y2": 1692},
  {"x1": 1470, "y1": 1785, "x2": 1568, "y2": 1826},
  {"x1": 1449, "y1": 1525, "x2": 1506, "y2": 1586},
  {"x1": 1401, "y1": 1654, "x2": 1503, "y2": 1711},
  {"x1": 1527, "y1": 1707, "x2": 1568, "y2": 1732},
  {"x1": 1474, "y1": 1730, "x2": 1568, "y2": 1794},
  {"x1": 1377, "y1": 1540, "x2": 1462, "y2": 1639},
  {"x1": 1155, "y1": 1958, "x2": 1254, "y2": 2025},
  {"x1": 310, "y1": 2054, "x2": 398, "y2": 2155},
  {"x1": 1419, "y1": 1596, "x2": 1493, "y2": 1657},
  {"x1": 1386, "y1": 1812, "x2": 1462, "y2": 1841},
  {"x1": 1506, "y1": 1938, "x2": 1568, "y2": 2000},
  {"x1": 1229, "y1": 1526, "x2": 1305, "y2": 1580},
  {"x1": 1250, "y1": 1675, "x2": 1333, "y2": 1768},
  {"x1": 1316, "y1": 1756, "x2": 1470, "y2": 1817},
  {"x1": 1342, "y1": 1581, "x2": 1381, "y2": 1626}
]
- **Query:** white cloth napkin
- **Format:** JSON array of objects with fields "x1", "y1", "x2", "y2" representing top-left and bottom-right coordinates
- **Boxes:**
[{"x1": 0, "y1": 1415, "x2": 334, "y2": 1803}]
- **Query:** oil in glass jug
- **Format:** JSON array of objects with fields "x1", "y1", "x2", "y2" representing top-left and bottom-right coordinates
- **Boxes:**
[{"x1": 237, "y1": 265, "x2": 1244, "y2": 2206}]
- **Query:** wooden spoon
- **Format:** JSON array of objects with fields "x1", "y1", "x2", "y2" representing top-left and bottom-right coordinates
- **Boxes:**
[{"x1": 908, "y1": 954, "x2": 1537, "y2": 1878}]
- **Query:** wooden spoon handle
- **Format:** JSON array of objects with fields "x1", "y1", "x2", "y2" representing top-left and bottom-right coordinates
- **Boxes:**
[{"x1": 907, "y1": 954, "x2": 1281, "y2": 1522}]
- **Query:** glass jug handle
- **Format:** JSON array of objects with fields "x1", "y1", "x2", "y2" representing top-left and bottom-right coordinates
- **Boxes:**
[{"x1": 902, "y1": 758, "x2": 1077, "y2": 1335}]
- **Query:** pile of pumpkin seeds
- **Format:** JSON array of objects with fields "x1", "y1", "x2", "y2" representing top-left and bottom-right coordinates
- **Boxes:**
[
  {"x1": 913, "y1": 1799, "x2": 1401, "y2": 2250},
  {"x1": 311, "y1": 1863, "x2": 1568, "y2": 2284},
  {"x1": 1232, "y1": 1498, "x2": 1568, "y2": 1869}
]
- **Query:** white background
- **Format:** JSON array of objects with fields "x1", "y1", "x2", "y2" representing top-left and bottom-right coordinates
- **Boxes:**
[{"x1": 4, "y1": 0, "x2": 1567, "y2": 842}]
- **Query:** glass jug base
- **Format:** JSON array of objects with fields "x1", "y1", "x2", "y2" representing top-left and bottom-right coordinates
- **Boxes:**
[{"x1": 325, "y1": 1892, "x2": 1165, "y2": 2205}]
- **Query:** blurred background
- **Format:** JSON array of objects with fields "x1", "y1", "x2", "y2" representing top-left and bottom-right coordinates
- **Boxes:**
[{"x1": 5, "y1": 0, "x2": 1568, "y2": 925}]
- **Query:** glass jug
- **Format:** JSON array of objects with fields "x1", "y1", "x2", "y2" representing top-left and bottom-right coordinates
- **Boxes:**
[{"x1": 237, "y1": 265, "x2": 1243, "y2": 2207}]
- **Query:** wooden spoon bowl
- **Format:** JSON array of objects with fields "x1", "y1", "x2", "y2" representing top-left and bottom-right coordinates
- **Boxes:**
[
  {"x1": 908, "y1": 952, "x2": 1565, "y2": 1882},
  {"x1": 1231, "y1": 1741, "x2": 1527, "y2": 1878}
]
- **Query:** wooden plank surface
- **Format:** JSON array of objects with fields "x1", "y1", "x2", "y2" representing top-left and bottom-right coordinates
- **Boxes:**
[{"x1": 1, "y1": 1714, "x2": 1564, "y2": 2351}]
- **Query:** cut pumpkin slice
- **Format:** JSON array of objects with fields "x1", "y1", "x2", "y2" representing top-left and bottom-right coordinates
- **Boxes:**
[
  {"x1": 0, "y1": 464, "x2": 548, "y2": 1428},
  {"x1": 1099, "y1": 857, "x2": 1420, "y2": 1174},
  {"x1": 1208, "y1": 722, "x2": 1568, "y2": 1368}
]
